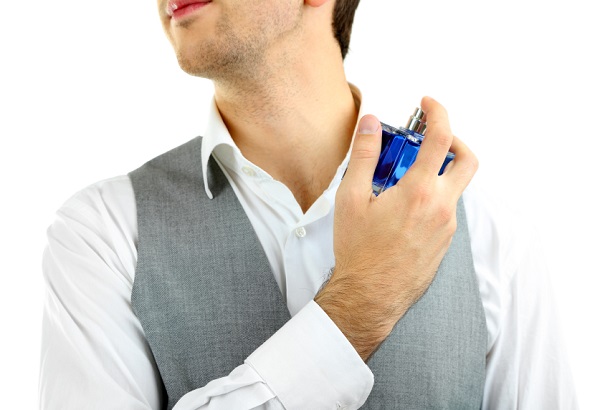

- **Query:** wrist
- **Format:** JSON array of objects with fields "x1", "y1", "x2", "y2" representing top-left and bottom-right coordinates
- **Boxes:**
[{"x1": 314, "y1": 274, "x2": 399, "y2": 361}]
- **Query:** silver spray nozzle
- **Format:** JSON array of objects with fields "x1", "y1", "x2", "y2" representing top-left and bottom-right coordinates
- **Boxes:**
[{"x1": 405, "y1": 107, "x2": 426, "y2": 134}]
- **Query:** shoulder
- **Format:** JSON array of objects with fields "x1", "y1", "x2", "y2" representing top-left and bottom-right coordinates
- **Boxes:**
[
  {"x1": 46, "y1": 175, "x2": 138, "y2": 286},
  {"x1": 58, "y1": 175, "x2": 135, "y2": 213},
  {"x1": 53, "y1": 175, "x2": 137, "y2": 244}
]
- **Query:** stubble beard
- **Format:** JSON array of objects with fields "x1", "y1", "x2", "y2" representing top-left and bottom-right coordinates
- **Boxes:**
[
  {"x1": 176, "y1": 22, "x2": 265, "y2": 85},
  {"x1": 173, "y1": 4, "x2": 303, "y2": 94}
]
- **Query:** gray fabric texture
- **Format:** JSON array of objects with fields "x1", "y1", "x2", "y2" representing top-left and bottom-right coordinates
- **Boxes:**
[{"x1": 129, "y1": 136, "x2": 487, "y2": 409}]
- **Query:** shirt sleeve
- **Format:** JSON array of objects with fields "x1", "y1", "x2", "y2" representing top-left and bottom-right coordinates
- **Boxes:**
[
  {"x1": 40, "y1": 177, "x2": 164, "y2": 409},
  {"x1": 39, "y1": 176, "x2": 373, "y2": 410},
  {"x1": 463, "y1": 183, "x2": 579, "y2": 409}
]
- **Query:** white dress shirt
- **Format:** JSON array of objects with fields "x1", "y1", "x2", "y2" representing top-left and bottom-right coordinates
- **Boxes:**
[{"x1": 39, "y1": 87, "x2": 578, "y2": 409}]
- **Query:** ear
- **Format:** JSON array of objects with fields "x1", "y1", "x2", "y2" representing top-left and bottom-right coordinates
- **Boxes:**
[{"x1": 304, "y1": 0, "x2": 329, "y2": 8}]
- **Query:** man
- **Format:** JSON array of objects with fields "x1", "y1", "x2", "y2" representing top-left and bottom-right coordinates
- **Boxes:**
[{"x1": 40, "y1": 0, "x2": 577, "y2": 409}]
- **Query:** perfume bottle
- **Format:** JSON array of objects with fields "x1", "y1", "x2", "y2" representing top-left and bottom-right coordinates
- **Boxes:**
[{"x1": 372, "y1": 108, "x2": 455, "y2": 195}]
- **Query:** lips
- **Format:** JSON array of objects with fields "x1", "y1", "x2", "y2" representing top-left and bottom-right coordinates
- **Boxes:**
[{"x1": 166, "y1": 0, "x2": 211, "y2": 18}]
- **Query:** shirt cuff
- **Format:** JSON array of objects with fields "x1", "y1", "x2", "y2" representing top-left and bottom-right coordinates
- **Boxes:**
[{"x1": 245, "y1": 300, "x2": 374, "y2": 410}]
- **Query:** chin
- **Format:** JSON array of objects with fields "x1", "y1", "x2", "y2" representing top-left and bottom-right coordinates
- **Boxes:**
[{"x1": 174, "y1": 50, "x2": 226, "y2": 80}]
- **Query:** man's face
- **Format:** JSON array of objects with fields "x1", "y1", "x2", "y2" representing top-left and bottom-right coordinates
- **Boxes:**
[{"x1": 157, "y1": 0, "x2": 304, "y2": 81}]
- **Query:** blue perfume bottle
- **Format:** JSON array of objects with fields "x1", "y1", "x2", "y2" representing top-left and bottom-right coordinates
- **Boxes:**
[{"x1": 372, "y1": 108, "x2": 454, "y2": 195}]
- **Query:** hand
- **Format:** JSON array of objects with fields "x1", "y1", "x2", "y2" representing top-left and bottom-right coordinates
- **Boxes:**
[{"x1": 315, "y1": 97, "x2": 478, "y2": 361}]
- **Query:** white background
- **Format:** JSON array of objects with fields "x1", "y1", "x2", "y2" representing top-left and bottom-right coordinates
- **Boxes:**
[{"x1": 1, "y1": 0, "x2": 598, "y2": 408}]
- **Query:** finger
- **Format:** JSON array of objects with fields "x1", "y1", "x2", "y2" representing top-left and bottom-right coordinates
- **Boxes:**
[
  {"x1": 443, "y1": 135, "x2": 479, "y2": 196},
  {"x1": 343, "y1": 115, "x2": 382, "y2": 191},
  {"x1": 411, "y1": 96, "x2": 454, "y2": 177}
]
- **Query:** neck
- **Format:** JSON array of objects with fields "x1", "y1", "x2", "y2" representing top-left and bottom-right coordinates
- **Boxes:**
[{"x1": 213, "y1": 46, "x2": 358, "y2": 212}]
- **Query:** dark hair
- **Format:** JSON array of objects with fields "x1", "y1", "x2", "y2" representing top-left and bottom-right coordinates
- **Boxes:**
[{"x1": 332, "y1": 0, "x2": 361, "y2": 59}]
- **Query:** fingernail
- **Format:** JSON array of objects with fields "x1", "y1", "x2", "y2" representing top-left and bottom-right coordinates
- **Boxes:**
[{"x1": 358, "y1": 115, "x2": 380, "y2": 134}]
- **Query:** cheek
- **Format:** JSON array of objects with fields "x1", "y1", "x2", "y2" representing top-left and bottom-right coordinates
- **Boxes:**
[{"x1": 224, "y1": 3, "x2": 280, "y2": 33}]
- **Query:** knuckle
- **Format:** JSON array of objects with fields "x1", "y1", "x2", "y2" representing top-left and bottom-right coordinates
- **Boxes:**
[
  {"x1": 456, "y1": 160, "x2": 478, "y2": 180},
  {"x1": 457, "y1": 156, "x2": 479, "y2": 181},
  {"x1": 436, "y1": 204, "x2": 455, "y2": 225},
  {"x1": 465, "y1": 153, "x2": 479, "y2": 173},
  {"x1": 351, "y1": 141, "x2": 379, "y2": 161},
  {"x1": 435, "y1": 132, "x2": 453, "y2": 148}
]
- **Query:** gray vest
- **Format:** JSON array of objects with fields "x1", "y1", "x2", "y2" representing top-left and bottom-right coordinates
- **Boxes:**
[{"x1": 129, "y1": 137, "x2": 487, "y2": 409}]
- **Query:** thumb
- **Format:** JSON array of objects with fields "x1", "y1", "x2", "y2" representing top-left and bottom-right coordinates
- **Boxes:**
[{"x1": 343, "y1": 114, "x2": 382, "y2": 190}]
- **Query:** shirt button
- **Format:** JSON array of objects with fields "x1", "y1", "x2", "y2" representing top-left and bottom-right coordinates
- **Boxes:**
[
  {"x1": 294, "y1": 226, "x2": 307, "y2": 238},
  {"x1": 241, "y1": 166, "x2": 256, "y2": 177}
]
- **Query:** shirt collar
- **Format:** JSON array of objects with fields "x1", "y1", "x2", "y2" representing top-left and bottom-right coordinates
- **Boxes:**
[
  {"x1": 200, "y1": 98, "x2": 239, "y2": 199},
  {"x1": 201, "y1": 83, "x2": 368, "y2": 199}
]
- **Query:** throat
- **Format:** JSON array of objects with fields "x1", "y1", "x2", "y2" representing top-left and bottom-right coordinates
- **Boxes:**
[
  {"x1": 270, "y1": 147, "x2": 348, "y2": 214},
  {"x1": 285, "y1": 176, "x2": 333, "y2": 214},
  {"x1": 214, "y1": 80, "x2": 359, "y2": 213}
]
